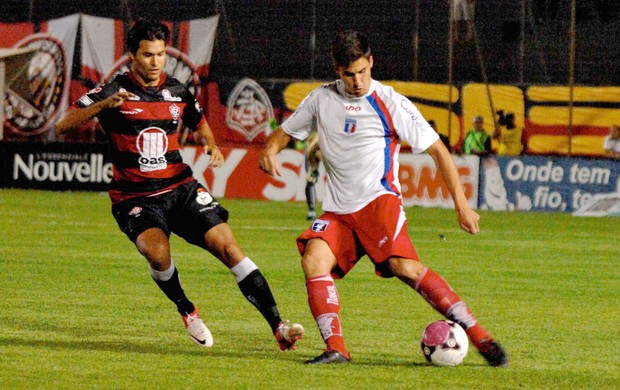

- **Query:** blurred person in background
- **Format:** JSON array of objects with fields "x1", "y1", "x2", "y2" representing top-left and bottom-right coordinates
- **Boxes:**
[
  {"x1": 451, "y1": 0, "x2": 476, "y2": 43},
  {"x1": 305, "y1": 131, "x2": 322, "y2": 220},
  {"x1": 492, "y1": 110, "x2": 525, "y2": 156},
  {"x1": 429, "y1": 119, "x2": 452, "y2": 153},
  {"x1": 603, "y1": 124, "x2": 620, "y2": 159},
  {"x1": 462, "y1": 115, "x2": 492, "y2": 156}
]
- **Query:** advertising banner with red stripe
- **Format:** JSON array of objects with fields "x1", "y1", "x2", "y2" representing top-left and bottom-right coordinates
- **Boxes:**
[
  {"x1": 0, "y1": 14, "x2": 79, "y2": 141},
  {"x1": 180, "y1": 146, "x2": 480, "y2": 209}
]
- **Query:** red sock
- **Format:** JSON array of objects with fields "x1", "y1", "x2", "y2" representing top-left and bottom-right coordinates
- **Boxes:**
[
  {"x1": 414, "y1": 267, "x2": 492, "y2": 348},
  {"x1": 306, "y1": 275, "x2": 349, "y2": 358}
]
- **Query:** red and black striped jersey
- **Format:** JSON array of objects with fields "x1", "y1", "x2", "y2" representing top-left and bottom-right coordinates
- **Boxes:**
[{"x1": 71, "y1": 72, "x2": 206, "y2": 204}]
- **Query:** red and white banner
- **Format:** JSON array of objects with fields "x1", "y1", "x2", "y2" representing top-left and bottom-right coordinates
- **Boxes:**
[
  {"x1": 181, "y1": 146, "x2": 480, "y2": 208},
  {"x1": 80, "y1": 15, "x2": 219, "y2": 100},
  {"x1": 0, "y1": 14, "x2": 79, "y2": 141}
]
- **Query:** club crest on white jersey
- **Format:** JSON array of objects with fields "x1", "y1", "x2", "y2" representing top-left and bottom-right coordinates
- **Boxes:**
[{"x1": 344, "y1": 118, "x2": 357, "y2": 134}]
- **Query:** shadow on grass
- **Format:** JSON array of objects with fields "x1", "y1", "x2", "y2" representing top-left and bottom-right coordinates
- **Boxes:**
[{"x1": 0, "y1": 336, "x2": 301, "y2": 362}]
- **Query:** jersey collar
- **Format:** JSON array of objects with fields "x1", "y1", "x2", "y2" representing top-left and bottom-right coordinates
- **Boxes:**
[
  {"x1": 128, "y1": 71, "x2": 168, "y2": 90},
  {"x1": 337, "y1": 79, "x2": 377, "y2": 99}
]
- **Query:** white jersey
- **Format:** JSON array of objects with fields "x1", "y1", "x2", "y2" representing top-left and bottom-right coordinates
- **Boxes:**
[{"x1": 282, "y1": 79, "x2": 439, "y2": 214}]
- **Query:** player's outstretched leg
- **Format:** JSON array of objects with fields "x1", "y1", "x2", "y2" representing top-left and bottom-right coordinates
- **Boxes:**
[
  {"x1": 304, "y1": 275, "x2": 351, "y2": 364},
  {"x1": 414, "y1": 267, "x2": 508, "y2": 367},
  {"x1": 231, "y1": 257, "x2": 304, "y2": 351},
  {"x1": 150, "y1": 260, "x2": 213, "y2": 347}
]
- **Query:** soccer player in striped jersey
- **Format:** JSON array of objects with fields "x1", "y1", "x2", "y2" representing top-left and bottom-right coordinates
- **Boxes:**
[
  {"x1": 260, "y1": 30, "x2": 507, "y2": 366},
  {"x1": 55, "y1": 19, "x2": 303, "y2": 351}
]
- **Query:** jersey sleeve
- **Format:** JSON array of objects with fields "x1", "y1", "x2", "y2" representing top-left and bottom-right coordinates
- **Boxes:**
[
  {"x1": 180, "y1": 89, "x2": 205, "y2": 130},
  {"x1": 73, "y1": 82, "x2": 117, "y2": 109},
  {"x1": 393, "y1": 96, "x2": 439, "y2": 153},
  {"x1": 280, "y1": 89, "x2": 319, "y2": 141}
]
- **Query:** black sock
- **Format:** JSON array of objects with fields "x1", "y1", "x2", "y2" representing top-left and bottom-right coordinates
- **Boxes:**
[
  {"x1": 237, "y1": 269, "x2": 282, "y2": 332},
  {"x1": 152, "y1": 267, "x2": 195, "y2": 316}
]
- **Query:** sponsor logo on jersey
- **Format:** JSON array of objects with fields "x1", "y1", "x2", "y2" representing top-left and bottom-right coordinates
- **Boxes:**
[
  {"x1": 169, "y1": 103, "x2": 180, "y2": 120},
  {"x1": 344, "y1": 118, "x2": 357, "y2": 134},
  {"x1": 119, "y1": 87, "x2": 140, "y2": 101},
  {"x1": 226, "y1": 78, "x2": 274, "y2": 141},
  {"x1": 119, "y1": 108, "x2": 144, "y2": 115},
  {"x1": 78, "y1": 95, "x2": 94, "y2": 106},
  {"x1": 162, "y1": 89, "x2": 182, "y2": 102},
  {"x1": 311, "y1": 219, "x2": 330, "y2": 232},
  {"x1": 136, "y1": 127, "x2": 169, "y2": 172},
  {"x1": 5, "y1": 34, "x2": 69, "y2": 137},
  {"x1": 345, "y1": 105, "x2": 361, "y2": 111}
]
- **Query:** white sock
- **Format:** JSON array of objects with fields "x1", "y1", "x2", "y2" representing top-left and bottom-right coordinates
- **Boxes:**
[
  {"x1": 230, "y1": 257, "x2": 258, "y2": 283},
  {"x1": 149, "y1": 259, "x2": 176, "y2": 282}
]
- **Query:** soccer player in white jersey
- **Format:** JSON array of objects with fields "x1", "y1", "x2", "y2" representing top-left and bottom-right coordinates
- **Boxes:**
[{"x1": 260, "y1": 30, "x2": 508, "y2": 366}]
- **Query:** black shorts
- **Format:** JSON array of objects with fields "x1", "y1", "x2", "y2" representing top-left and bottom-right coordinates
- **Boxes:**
[{"x1": 111, "y1": 181, "x2": 229, "y2": 245}]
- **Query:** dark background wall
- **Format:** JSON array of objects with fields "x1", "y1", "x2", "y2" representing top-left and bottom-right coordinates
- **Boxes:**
[{"x1": 1, "y1": 0, "x2": 619, "y2": 85}]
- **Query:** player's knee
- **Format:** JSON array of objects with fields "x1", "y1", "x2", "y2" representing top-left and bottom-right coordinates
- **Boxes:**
[
  {"x1": 388, "y1": 257, "x2": 424, "y2": 280},
  {"x1": 301, "y1": 252, "x2": 333, "y2": 277}
]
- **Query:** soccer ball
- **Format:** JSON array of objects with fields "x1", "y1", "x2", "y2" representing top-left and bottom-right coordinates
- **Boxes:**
[{"x1": 421, "y1": 320, "x2": 469, "y2": 366}]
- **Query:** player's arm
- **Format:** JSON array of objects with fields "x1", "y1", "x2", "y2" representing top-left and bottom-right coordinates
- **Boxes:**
[
  {"x1": 426, "y1": 139, "x2": 480, "y2": 235},
  {"x1": 55, "y1": 91, "x2": 136, "y2": 134},
  {"x1": 259, "y1": 127, "x2": 292, "y2": 177},
  {"x1": 194, "y1": 119, "x2": 224, "y2": 168}
]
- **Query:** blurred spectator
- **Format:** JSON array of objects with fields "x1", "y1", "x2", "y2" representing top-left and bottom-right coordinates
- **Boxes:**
[
  {"x1": 451, "y1": 0, "x2": 476, "y2": 43},
  {"x1": 603, "y1": 124, "x2": 620, "y2": 159},
  {"x1": 462, "y1": 115, "x2": 492, "y2": 156},
  {"x1": 533, "y1": 0, "x2": 559, "y2": 23},
  {"x1": 492, "y1": 110, "x2": 525, "y2": 156},
  {"x1": 429, "y1": 119, "x2": 452, "y2": 153}
]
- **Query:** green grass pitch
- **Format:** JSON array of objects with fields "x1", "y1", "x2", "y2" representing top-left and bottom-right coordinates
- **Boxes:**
[{"x1": 0, "y1": 189, "x2": 618, "y2": 389}]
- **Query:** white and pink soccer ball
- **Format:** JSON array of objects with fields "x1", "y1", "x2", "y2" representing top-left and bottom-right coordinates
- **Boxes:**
[{"x1": 421, "y1": 320, "x2": 469, "y2": 366}]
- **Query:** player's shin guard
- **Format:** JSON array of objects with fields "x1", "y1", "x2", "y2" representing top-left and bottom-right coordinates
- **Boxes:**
[
  {"x1": 150, "y1": 260, "x2": 195, "y2": 315},
  {"x1": 306, "y1": 275, "x2": 349, "y2": 358},
  {"x1": 232, "y1": 258, "x2": 282, "y2": 332},
  {"x1": 414, "y1": 267, "x2": 491, "y2": 349}
]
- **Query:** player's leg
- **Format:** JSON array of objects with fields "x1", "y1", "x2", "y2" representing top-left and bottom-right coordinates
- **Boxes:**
[
  {"x1": 136, "y1": 228, "x2": 195, "y2": 316},
  {"x1": 202, "y1": 223, "x2": 303, "y2": 350},
  {"x1": 388, "y1": 257, "x2": 508, "y2": 367},
  {"x1": 174, "y1": 182, "x2": 302, "y2": 349},
  {"x1": 112, "y1": 198, "x2": 212, "y2": 347},
  {"x1": 301, "y1": 238, "x2": 351, "y2": 364},
  {"x1": 136, "y1": 227, "x2": 213, "y2": 347}
]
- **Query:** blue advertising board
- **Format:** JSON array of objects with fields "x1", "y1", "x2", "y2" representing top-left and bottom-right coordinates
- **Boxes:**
[{"x1": 478, "y1": 156, "x2": 620, "y2": 212}]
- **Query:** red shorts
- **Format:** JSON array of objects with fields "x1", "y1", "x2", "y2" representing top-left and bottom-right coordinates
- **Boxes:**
[{"x1": 297, "y1": 194, "x2": 419, "y2": 278}]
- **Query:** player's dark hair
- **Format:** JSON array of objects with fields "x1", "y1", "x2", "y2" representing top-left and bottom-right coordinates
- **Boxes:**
[
  {"x1": 331, "y1": 30, "x2": 372, "y2": 70},
  {"x1": 127, "y1": 19, "x2": 170, "y2": 54}
]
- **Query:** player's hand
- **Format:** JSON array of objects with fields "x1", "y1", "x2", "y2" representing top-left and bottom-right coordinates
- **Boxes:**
[
  {"x1": 457, "y1": 207, "x2": 480, "y2": 235},
  {"x1": 102, "y1": 91, "x2": 138, "y2": 109},
  {"x1": 204, "y1": 145, "x2": 224, "y2": 168},
  {"x1": 259, "y1": 151, "x2": 281, "y2": 177}
]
